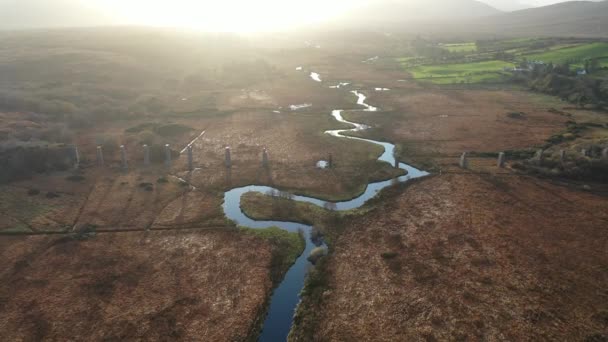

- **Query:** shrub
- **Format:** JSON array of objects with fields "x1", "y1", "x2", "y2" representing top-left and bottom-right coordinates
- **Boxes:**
[
  {"x1": 137, "y1": 130, "x2": 157, "y2": 145},
  {"x1": 27, "y1": 189, "x2": 40, "y2": 196},
  {"x1": 381, "y1": 252, "x2": 398, "y2": 259},
  {"x1": 507, "y1": 111, "x2": 526, "y2": 119},
  {"x1": 66, "y1": 175, "x2": 85, "y2": 182},
  {"x1": 154, "y1": 123, "x2": 193, "y2": 137},
  {"x1": 125, "y1": 122, "x2": 158, "y2": 134},
  {"x1": 46, "y1": 191, "x2": 60, "y2": 199},
  {"x1": 310, "y1": 226, "x2": 324, "y2": 247},
  {"x1": 307, "y1": 247, "x2": 327, "y2": 265}
]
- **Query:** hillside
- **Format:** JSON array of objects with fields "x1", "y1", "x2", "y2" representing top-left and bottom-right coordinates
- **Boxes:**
[
  {"x1": 480, "y1": 0, "x2": 530, "y2": 11},
  {"x1": 333, "y1": 0, "x2": 501, "y2": 28},
  {"x1": 473, "y1": 0, "x2": 608, "y2": 37},
  {"x1": 329, "y1": 0, "x2": 607, "y2": 38}
]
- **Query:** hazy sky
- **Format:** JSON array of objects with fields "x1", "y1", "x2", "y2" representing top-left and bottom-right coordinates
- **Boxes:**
[
  {"x1": 83, "y1": 0, "x2": 596, "y2": 31},
  {"x1": 85, "y1": 0, "x2": 370, "y2": 31},
  {"x1": 0, "y1": 0, "x2": 601, "y2": 32}
]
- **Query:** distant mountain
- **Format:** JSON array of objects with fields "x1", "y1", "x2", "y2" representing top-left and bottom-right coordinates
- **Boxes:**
[
  {"x1": 479, "y1": 0, "x2": 530, "y2": 11},
  {"x1": 0, "y1": 0, "x2": 117, "y2": 29},
  {"x1": 330, "y1": 0, "x2": 608, "y2": 38},
  {"x1": 334, "y1": 0, "x2": 502, "y2": 28},
  {"x1": 470, "y1": 0, "x2": 608, "y2": 37}
]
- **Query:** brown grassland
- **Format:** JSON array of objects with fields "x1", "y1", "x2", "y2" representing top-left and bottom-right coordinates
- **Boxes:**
[{"x1": 0, "y1": 30, "x2": 607, "y2": 341}]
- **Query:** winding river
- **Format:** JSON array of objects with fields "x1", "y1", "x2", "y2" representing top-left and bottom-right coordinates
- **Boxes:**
[{"x1": 222, "y1": 76, "x2": 429, "y2": 341}]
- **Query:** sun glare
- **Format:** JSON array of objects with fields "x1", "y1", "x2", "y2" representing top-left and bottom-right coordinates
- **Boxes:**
[{"x1": 94, "y1": 0, "x2": 367, "y2": 32}]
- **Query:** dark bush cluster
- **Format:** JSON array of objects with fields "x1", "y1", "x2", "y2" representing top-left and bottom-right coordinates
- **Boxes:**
[{"x1": 0, "y1": 145, "x2": 74, "y2": 183}]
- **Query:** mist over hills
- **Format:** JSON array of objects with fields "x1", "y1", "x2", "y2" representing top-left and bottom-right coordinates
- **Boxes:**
[
  {"x1": 481, "y1": 0, "x2": 530, "y2": 11},
  {"x1": 336, "y1": 0, "x2": 502, "y2": 24},
  {"x1": 0, "y1": 0, "x2": 118, "y2": 29},
  {"x1": 0, "y1": 0, "x2": 606, "y2": 38},
  {"x1": 333, "y1": 0, "x2": 608, "y2": 38},
  {"x1": 473, "y1": 0, "x2": 608, "y2": 37}
]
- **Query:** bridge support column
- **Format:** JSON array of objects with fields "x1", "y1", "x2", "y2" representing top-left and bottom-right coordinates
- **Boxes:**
[
  {"x1": 73, "y1": 145, "x2": 80, "y2": 169},
  {"x1": 459, "y1": 152, "x2": 468, "y2": 169},
  {"x1": 96, "y1": 146, "x2": 104, "y2": 167},
  {"x1": 497, "y1": 152, "x2": 505, "y2": 168},
  {"x1": 165, "y1": 144, "x2": 172, "y2": 168},
  {"x1": 143, "y1": 145, "x2": 150, "y2": 166},
  {"x1": 187, "y1": 145, "x2": 194, "y2": 171},
  {"x1": 225, "y1": 147, "x2": 232, "y2": 169},
  {"x1": 262, "y1": 148, "x2": 269, "y2": 168},
  {"x1": 120, "y1": 145, "x2": 128, "y2": 170}
]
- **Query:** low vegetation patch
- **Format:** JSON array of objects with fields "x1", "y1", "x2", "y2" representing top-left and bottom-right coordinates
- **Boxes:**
[
  {"x1": 65, "y1": 174, "x2": 85, "y2": 182},
  {"x1": 440, "y1": 42, "x2": 477, "y2": 53},
  {"x1": 240, "y1": 227, "x2": 305, "y2": 283},
  {"x1": 27, "y1": 189, "x2": 40, "y2": 196},
  {"x1": 507, "y1": 111, "x2": 527, "y2": 119},
  {"x1": 523, "y1": 42, "x2": 608, "y2": 66},
  {"x1": 381, "y1": 252, "x2": 399, "y2": 259},
  {"x1": 405, "y1": 60, "x2": 514, "y2": 84},
  {"x1": 0, "y1": 145, "x2": 74, "y2": 183},
  {"x1": 290, "y1": 257, "x2": 330, "y2": 342},
  {"x1": 240, "y1": 192, "x2": 363, "y2": 244}
]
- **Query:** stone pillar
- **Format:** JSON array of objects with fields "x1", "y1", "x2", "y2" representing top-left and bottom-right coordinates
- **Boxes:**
[
  {"x1": 497, "y1": 152, "x2": 506, "y2": 168},
  {"x1": 187, "y1": 145, "x2": 194, "y2": 171},
  {"x1": 225, "y1": 147, "x2": 232, "y2": 169},
  {"x1": 73, "y1": 145, "x2": 80, "y2": 169},
  {"x1": 143, "y1": 145, "x2": 150, "y2": 166},
  {"x1": 96, "y1": 146, "x2": 104, "y2": 166},
  {"x1": 603, "y1": 147, "x2": 608, "y2": 160},
  {"x1": 165, "y1": 144, "x2": 172, "y2": 168},
  {"x1": 560, "y1": 150, "x2": 566, "y2": 164},
  {"x1": 459, "y1": 152, "x2": 468, "y2": 169},
  {"x1": 120, "y1": 145, "x2": 128, "y2": 170},
  {"x1": 262, "y1": 148, "x2": 269, "y2": 168}
]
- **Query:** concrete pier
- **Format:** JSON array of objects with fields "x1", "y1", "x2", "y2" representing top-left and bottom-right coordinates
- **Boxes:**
[
  {"x1": 225, "y1": 147, "x2": 232, "y2": 168},
  {"x1": 143, "y1": 145, "x2": 150, "y2": 166},
  {"x1": 187, "y1": 145, "x2": 194, "y2": 171},
  {"x1": 165, "y1": 144, "x2": 172, "y2": 168},
  {"x1": 459, "y1": 152, "x2": 468, "y2": 169},
  {"x1": 262, "y1": 148, "x2": 269, "y2": 168},
  {"x1": 120, "y1": 145, "x2": 128, "y2": 170},
  {"x1": 96, "y1": 146, "x2": 104, "y2": 166},
  {"x1": 73, "y1": 145, "x2": 80, "y2": 169},
  {"x1": 497, "y1": 152, "x2": 506, "y2": 168}
]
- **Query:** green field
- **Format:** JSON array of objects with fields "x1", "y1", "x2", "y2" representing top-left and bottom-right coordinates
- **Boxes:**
[
  {"x1": 523, "y1": 42, "x2": 608, "y2": 64},
  {"x1": 405, "y1": 60, "x2": 514, "y2": 84},
  {"x1": 441, "y1": 42, "x2": 477, "y2": 53}
]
